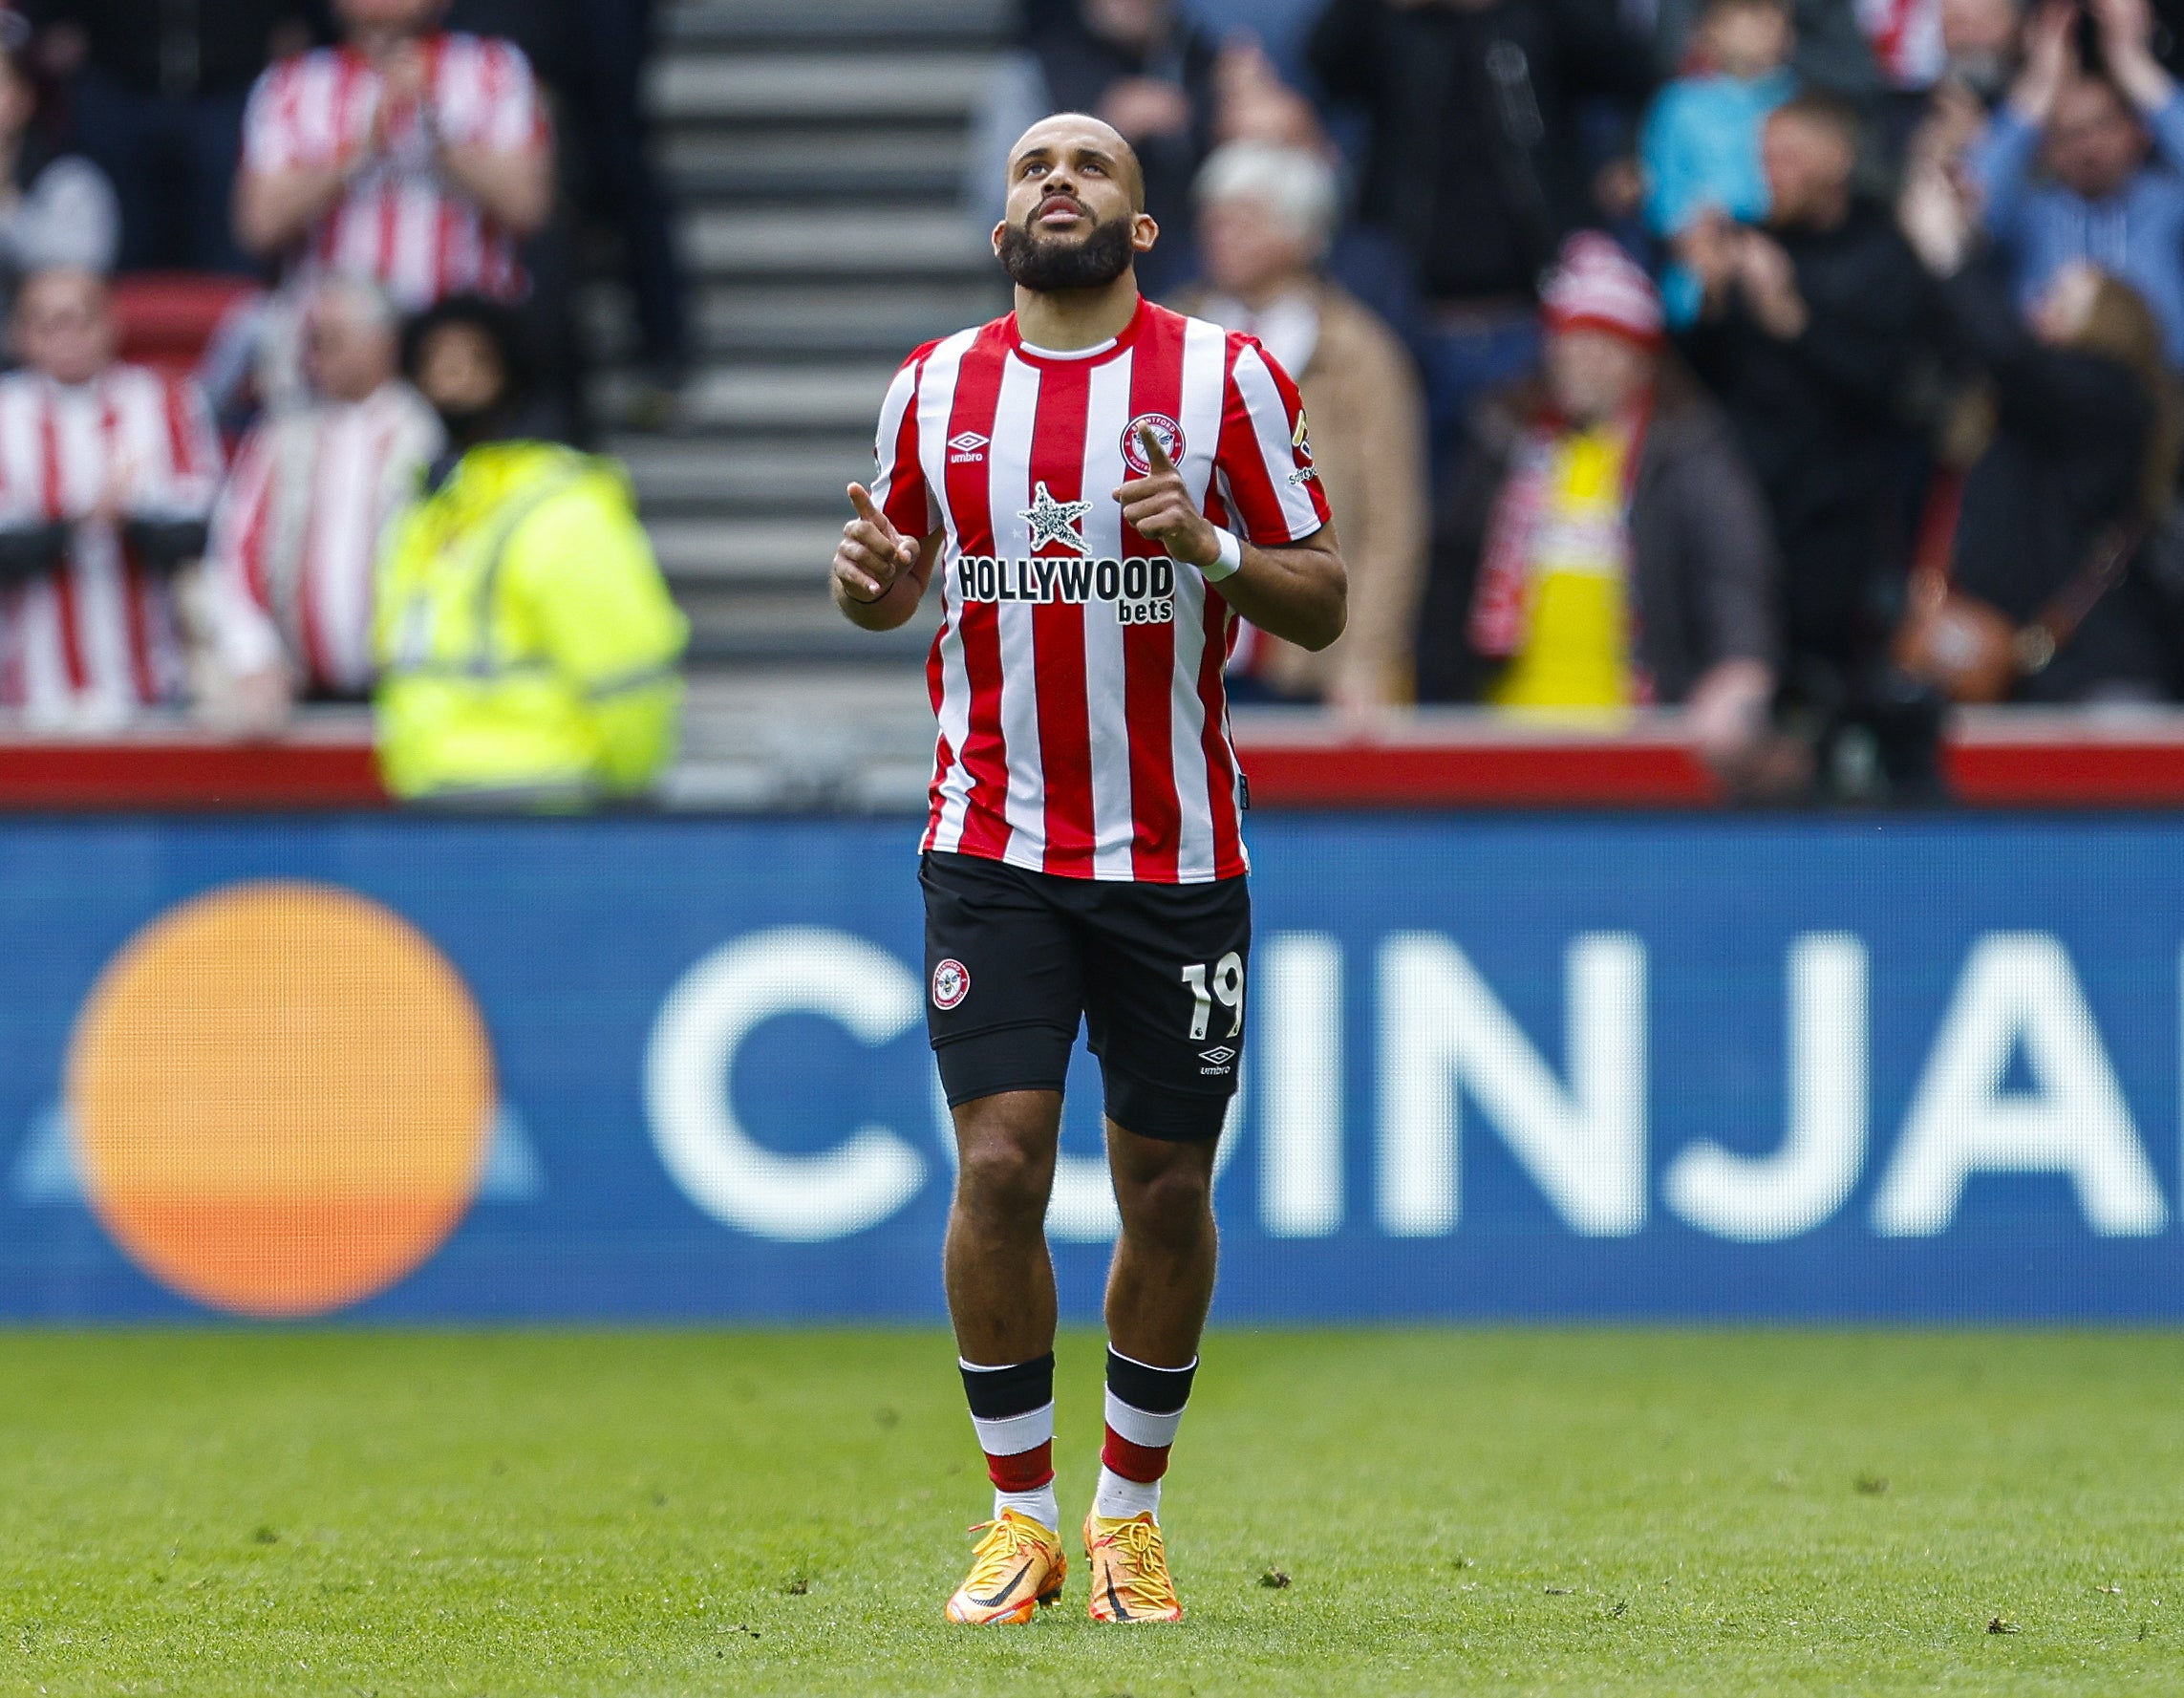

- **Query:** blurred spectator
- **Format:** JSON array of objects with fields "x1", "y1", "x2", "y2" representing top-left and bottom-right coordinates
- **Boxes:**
[
  {"x1": 0, "y1": 267, "x2": 220, "y2": 727},
  {"x1": 1939, "y1": 0, "x2": 2023, "y2": 105},
  {"x1": 1642, "y1": 0, "x2": 1799, "y2": 324},
  {"x1": 1900, "y1": 147, "x2": 2183, "y2": 699},
  {"x1": 1418, "y1": 235, "x2": 1779, "y2": 771},
  {"x1": 1970, "y1": 0, "x2": 2184, "y2": 364},
  {"x1": 1306, "y1": 0, "x2": 1654, "y2": 460},
  {"x1": 30, "y1": 0, "x2": 310, "y2": 273},
  {"x1": 1210, "y1": 35, "x2": 1328, "y2": 149},
  {"x1": 375, "y1": 295, "x2": 685, "y2": 806},
  {"x1": 1681, "y1": 93, "x2": 1926, "y2": 691},
  {"x1": 199, "y1": 274, "x2": 440, "y2": 726},
  {"x1": 1657, "y1": 0, "x2": 1881, "y2": 97},
  {"x1": 449, "y1": 0, "x2": 687, "y2": 403},
  {"x1": 0, "y1": 20, "x2": 116, "y2": 322},
  {"x1": 1023, "y1": 0, "x2": 1219, "y2": 296},
  {"x1": 1857, "y1": 0, "x2": 1945, "y2": 94},
  {"x1": 1180, "y1": 141, "x2": 1429, "y2": 708},
  {"x1": 234, "y1": 0, "x2": 553, "y2": 311}
]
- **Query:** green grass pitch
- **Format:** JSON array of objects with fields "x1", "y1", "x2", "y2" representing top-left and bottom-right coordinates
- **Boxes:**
[{"x1": 4, "y1": 1328, "x2": 2182, "y2": 1696}]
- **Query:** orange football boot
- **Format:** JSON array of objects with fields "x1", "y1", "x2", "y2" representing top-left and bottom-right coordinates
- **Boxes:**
[
  {"x1": 943, "y1": 1509, "x2": 1067, "y2": 1624},
  {"x1": 1083, "y1": 1511, "x2": 1183, "y2": 1623}
]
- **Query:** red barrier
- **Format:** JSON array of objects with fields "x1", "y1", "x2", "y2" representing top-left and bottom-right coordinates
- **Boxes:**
[
  {"x1": 1231, "y1": 712, "x2": 1720, "y2": 807},
  {"x1": 0, "y1": 706, "x2": 2180, "y2": 811},
  {"x1": 1231, "y1": 707, "x2": 2184, "y2": 809},
  {"x1": 0, "y1": 723, "x2": 386, "y2": 810}
]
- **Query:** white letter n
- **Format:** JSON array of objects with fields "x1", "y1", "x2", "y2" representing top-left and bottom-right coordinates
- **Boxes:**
[{"x1": 1377, "y1": 933, "x2": 1645, "y2": 1238}]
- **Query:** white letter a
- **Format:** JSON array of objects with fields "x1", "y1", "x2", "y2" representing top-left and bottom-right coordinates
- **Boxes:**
[{"x1": 1872, "y1": 933, "x2": 2163, "y2": 1237}]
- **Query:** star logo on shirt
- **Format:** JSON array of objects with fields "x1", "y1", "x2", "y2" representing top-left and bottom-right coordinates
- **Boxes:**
[{"x1": 1019, "y1": 481, "x2": 1093, "y2": 555}]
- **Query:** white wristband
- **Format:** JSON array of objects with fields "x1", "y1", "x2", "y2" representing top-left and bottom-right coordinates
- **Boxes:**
[{"x1": 1199, "y1": 527, "x2": 1244, "y2": 583}]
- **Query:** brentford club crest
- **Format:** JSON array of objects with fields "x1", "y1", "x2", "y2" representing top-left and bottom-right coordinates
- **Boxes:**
[
  {"x1": 931, "y1": 957, "x2": 971, "y2": 1011},
  {"x1": 1121, "y1": 413, "x2": 1186, "y2": 477}
]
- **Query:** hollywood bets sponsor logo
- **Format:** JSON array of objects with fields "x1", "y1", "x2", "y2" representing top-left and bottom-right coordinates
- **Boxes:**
[
  {"x1": 953, "y1": 479, "x2": 1177, "y2": 622},
  {"x1": 953, "y1": 551, "x2": 1177, "y2": 623}
]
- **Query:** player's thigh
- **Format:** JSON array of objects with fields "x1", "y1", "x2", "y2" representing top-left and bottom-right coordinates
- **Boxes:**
[
  {"x1": 922, "y1": 851, "x2": 1082, "y2": 1109},
  {"x1": 1079, "y1": 875, "x2": 1252, "y2": 1143}
]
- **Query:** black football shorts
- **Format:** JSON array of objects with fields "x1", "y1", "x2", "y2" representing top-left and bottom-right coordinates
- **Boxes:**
[{"x1": 921, "y1": 849, "x2": 1251, "y2": 1143}]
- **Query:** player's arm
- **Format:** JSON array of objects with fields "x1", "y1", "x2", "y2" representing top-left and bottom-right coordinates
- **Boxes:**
[
  {"x1": 1116, "y1": 424, "x2": 1348, "y2": 652},
  {"x1": 831, "y1": 482, "x2": 943, "y2": 632}
]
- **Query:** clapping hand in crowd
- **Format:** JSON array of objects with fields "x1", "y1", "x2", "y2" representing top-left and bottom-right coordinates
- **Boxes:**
[
  {"x1": 2008, "y1": 0, "x2": 2078, "y2": 123},
  {"x1": 1682, "y1": 209, "x2": 1809, "y2": 340},
  {"x1": 2091, "y1": 0, "x2": 2174, "y2": 113},
  {"x1": 1900, "y1": 83, "x2": 1986, "y2": 275}
]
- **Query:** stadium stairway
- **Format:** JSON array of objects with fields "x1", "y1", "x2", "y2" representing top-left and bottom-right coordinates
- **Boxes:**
[{"x1": 594, "y1": 0, "x2": 1012, "y2": 683}]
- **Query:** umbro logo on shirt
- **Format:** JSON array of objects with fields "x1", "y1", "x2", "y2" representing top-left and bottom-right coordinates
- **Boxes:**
[{"x1": 948, "y1": 432, "x2": 990, "y2": 463}]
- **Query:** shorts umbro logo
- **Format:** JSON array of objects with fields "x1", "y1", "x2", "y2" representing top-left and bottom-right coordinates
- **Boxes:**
[
  {"x1": 932, "y1": 958, "x2": 971, "y2": 1010},
  {"x1": 1199, "y1": 1046, "x2": 1236, "y2": 1065}
]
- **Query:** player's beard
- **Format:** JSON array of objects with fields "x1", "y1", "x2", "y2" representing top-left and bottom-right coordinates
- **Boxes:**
[{"x1": 997, "y1": 213, "x2": 1137, "y2": 292}]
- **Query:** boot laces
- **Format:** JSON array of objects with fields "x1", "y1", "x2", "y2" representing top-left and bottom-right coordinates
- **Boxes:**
[
  {"x1": 962, "y1": 1515, "x2": 1048, "y2": 1591},
  {"x1": 1095, "y1": 1516, "x2": 1174, "y2": 1609}
]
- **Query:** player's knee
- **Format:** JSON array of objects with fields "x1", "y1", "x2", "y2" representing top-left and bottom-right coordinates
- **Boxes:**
[
  {"x1": 954, "y1": 1134, "x2": 1054, "y2": 1223},
  {"x1": 1117, "y1": 1159, "x2": 1213, "y2": 1250}
]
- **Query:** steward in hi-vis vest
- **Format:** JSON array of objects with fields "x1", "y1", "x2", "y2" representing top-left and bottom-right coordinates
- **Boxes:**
[
  {"x1": 374, "y1": 297, "x2": 687, "y2": 806},
  {"x1": 375, "y1": 441, "x2": 686, "y2": 803}
]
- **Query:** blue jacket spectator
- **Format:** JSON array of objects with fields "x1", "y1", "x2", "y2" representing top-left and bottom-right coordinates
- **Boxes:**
[
  {"x1": 1970, "y1": 0, "x2": 2184, "y2": 364},
  {"x1": 1642, "y1": 0, "x2": 1799, "y2": 323}
]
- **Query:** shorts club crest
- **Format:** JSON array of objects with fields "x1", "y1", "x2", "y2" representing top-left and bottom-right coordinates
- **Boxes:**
[
  {"x1": 868, "y1": 298, "x2": 1330, "y2": 887},
  {"x1": 931, "y1": 957, "x2": 971, "y2": 1011}
]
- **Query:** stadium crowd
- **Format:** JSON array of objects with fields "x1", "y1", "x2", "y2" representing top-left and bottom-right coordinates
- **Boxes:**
[
  {"x1": 2, "y1": 0, "x2": 2183, "y2": 803},
  {"x1": 1010, "y1": 0, "x2": 2184, "y2": 793},
  {"x1": 0, "y1": 0, "x2": 685, "y2": 804}
]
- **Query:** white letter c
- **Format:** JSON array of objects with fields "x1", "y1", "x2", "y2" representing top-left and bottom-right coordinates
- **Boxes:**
[{"x1": 647, "y1": 927, "x2": 926, "y2": 1241}]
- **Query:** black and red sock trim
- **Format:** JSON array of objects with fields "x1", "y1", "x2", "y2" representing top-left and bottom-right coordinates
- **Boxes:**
[
  {"x1": 1101, "y1": 1346, "x2": 1195, "y2": 1484},
  {"x1": 961, "y1": 1351, "x2": 1057, "y2": 1493}
]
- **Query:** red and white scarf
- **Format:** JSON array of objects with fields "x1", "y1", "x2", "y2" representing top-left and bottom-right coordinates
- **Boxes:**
[{"x1": 1467, "y1": 396, "x2": 1655, "y2": 695}]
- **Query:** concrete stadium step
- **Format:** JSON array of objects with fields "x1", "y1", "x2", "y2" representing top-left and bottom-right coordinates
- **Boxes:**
[
  {"x1": 586, "y1": 279, "x2": 1007, "y2": 358},
  {"x1": 683, "y1": 204, "x2": 990, "y2": 277},
  {"x1": 618, "y1": 435, "x2": 870, "y2": 512},
  {"x1": 625, "y1": 0, "x2": 1008, "y2": 680},
  {"x1": 676, "y1": 585, "x2": 940, "y2": 666},
  {"x1": 649, "y1": 516, "x2": 845, "y2": 584},
  {"x1": 651, "y1": 54, "x2": 996, "y2": 123},
  {"x1": 660, "y1": 125, "x2": 967, "y2": 200},
  {"x1": 665, "y1": 0, "x2": 1010, "y2": 47},
  {"x1": 670, "y1": 666, "x2": 936, "y2": 811},
  {"x1": 603, "y1": 359, "x2": 900, "y2": 431}
]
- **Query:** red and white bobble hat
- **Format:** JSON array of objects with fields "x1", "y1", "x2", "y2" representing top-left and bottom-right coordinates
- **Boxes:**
[{"x1": 1541, "y1": 233, "x2": 1664, "y2": 348}]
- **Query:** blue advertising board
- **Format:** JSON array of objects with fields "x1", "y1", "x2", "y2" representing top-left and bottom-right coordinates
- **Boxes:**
[{"x1": 3, "y1": 812, "x2": 2183, "y2": 1322}]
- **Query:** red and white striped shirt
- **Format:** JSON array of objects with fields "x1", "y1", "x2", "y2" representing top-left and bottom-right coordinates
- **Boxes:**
[
  {"x1": 0, "y1": 366, "x2": 223, "y2": 723},
  {"x1": 243, "y1": 33, "x2": 549, "y2": 308},
  {"x1": 872, "y1": 299, "x2": 1331, "y2": 884},
  {"x1": 203, "y1": 382, "x2": 443, "y2": 698}
]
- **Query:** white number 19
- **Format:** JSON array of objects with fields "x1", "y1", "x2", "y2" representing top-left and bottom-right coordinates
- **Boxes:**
[{"x1": 1181, "y1": 951, "x2": 1245, "y2": 1041}]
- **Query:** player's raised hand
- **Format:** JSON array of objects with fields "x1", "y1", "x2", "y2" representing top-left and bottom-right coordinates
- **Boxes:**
[
  {"x1": 1116, "y1": 422, "x2": 1219, "y2": 569},
  {"x1": 835, "y1": 483, "x2": 918, "y2": 603}
]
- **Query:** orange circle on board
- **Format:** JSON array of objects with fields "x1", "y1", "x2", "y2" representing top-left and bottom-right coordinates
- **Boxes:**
[{"x1": 67, "y1": 881, "x2": 496, "y2": 1318}]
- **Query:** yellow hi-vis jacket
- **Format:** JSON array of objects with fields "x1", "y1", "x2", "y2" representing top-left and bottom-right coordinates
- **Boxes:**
[{"x1": 374, "y1": 441, "x2": 689, "y2": 805}]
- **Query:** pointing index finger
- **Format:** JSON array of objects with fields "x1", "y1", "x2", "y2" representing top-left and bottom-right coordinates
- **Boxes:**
[
  {"x1": 1138, "y1": 422, "x2": 1176, "y2": 475},
  {"x1": 846, "y1": 482, "x2": 895, "y2": 533}
]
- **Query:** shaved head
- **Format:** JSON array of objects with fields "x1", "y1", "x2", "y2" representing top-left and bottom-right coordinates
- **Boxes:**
[{"x1": 1009, "y1": 113, "x2": 1146, "y2": 212}]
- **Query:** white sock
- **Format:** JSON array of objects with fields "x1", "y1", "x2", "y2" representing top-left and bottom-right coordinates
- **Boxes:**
[
  {"x1": 1093, "y1": 1466, "x2": 1162, "y2": 1522},
  {"x1": 995, "y1": 1482, "x2": 1060, "y2": 1531}
]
